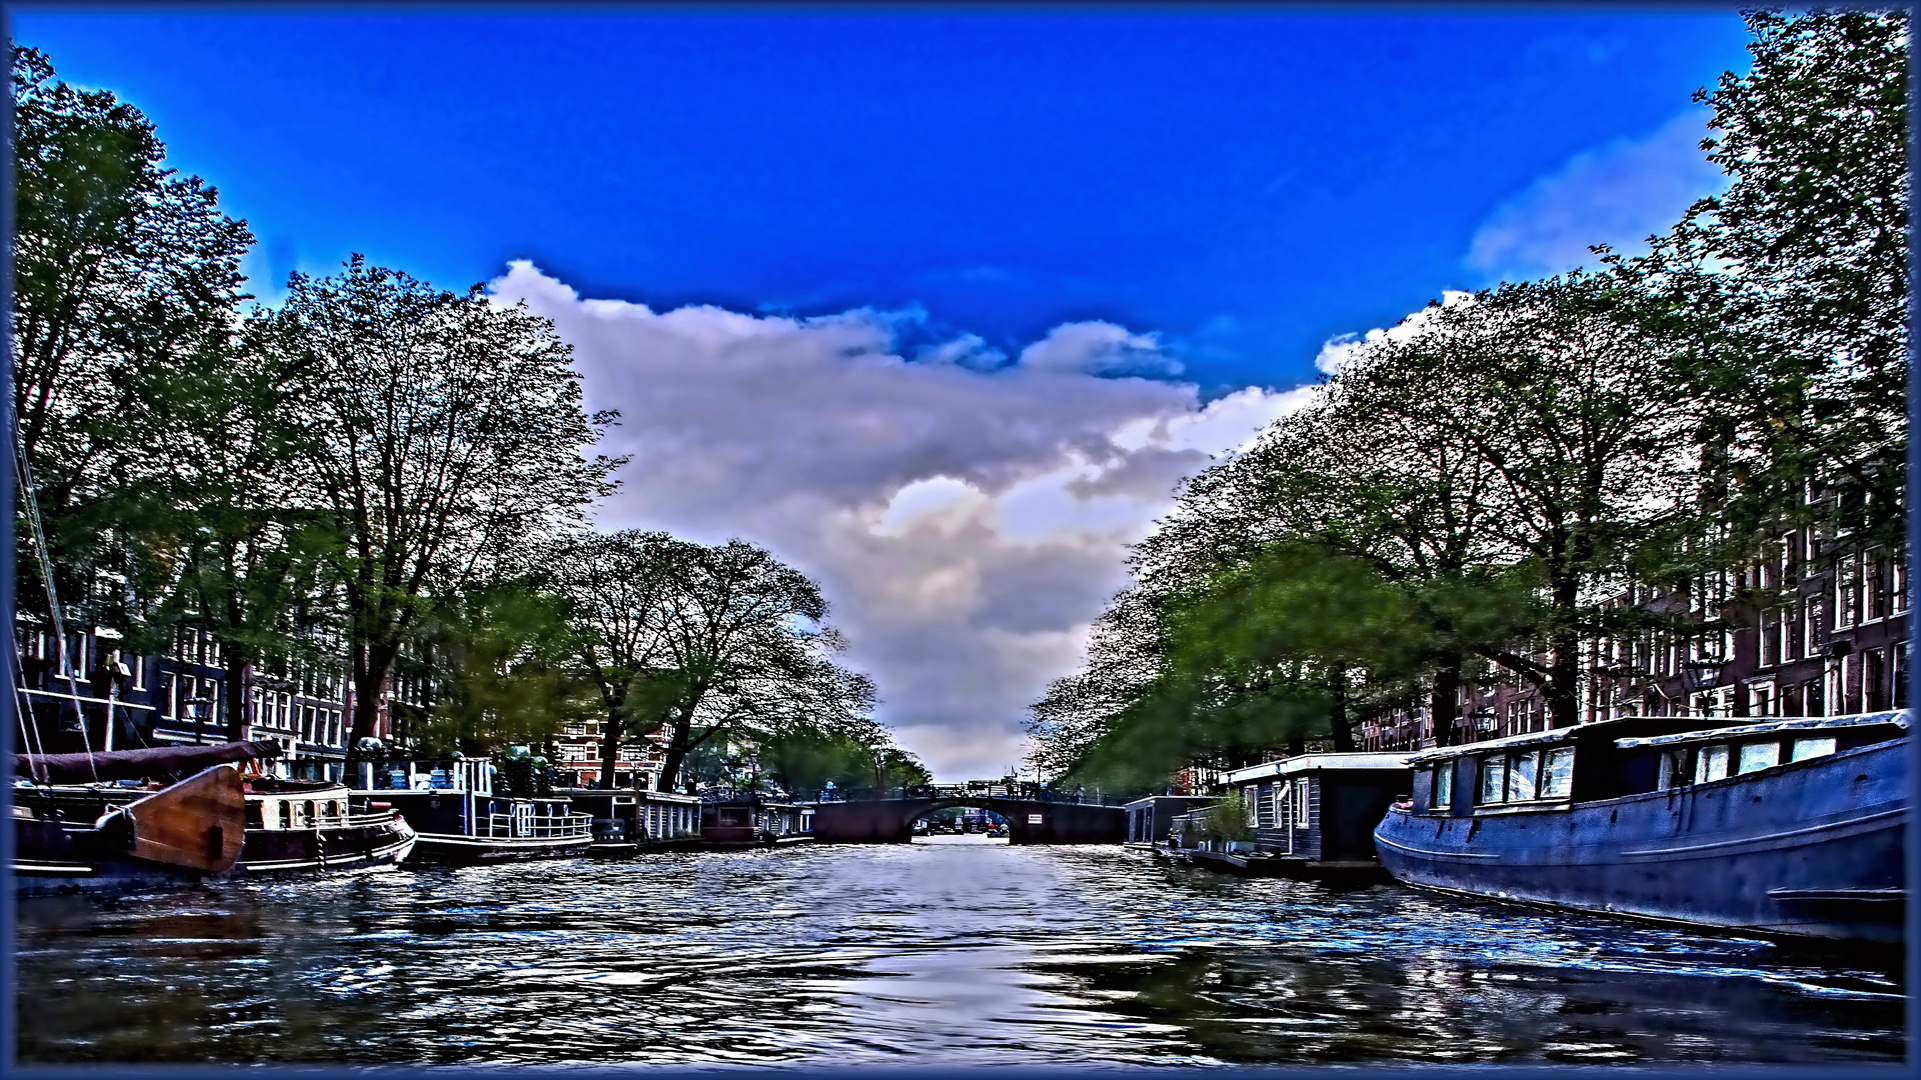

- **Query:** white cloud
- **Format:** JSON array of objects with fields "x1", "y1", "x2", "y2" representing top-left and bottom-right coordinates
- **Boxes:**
[
  {"x1": 1017, "y1": 320, "x2": 1181, "y2": 377},
  {"x1": 1465, "y1": 108, "x2": 1728, "y2": 283},
  {"x1": 490, "y1": 261, "x2": 1308, "y2": 779},
  {"x1": 1313, "y1": 290, "x2": 1475, "y2": 376}
]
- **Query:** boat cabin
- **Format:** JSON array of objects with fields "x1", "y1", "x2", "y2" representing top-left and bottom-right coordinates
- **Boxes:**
[
  {"x1": 242, "y1": 777, "x2": 355, "y2": 831},
  {"x1": 560, "y1": 788, "x2": 702, "y2": 844},
  {"x1": 351, "y1": 757, "x2": 591, "y2": 859},
  {"x1": 700, "y1": 796, "x2": 812, "y2": 845},
  {"x1": 1122, "y1": 795, "x2": 1216, "y2": 847},
  {"x1": 1403, "y1": 711, "x2": 1910, "y2": 816},
  {"x1": 1224, "y1": 751, "x2": 1414, "y2": 865}
]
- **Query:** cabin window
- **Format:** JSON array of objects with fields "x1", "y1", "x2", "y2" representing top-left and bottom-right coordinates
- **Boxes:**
[
  {"x1": 1478, "y1": 755, "x2": 1508, "y2": 804},
  {"x1": 1790, "y1": 737, "x2": 1836, "y2": 762},
  {"x1": 1695, "y1": 745, "x2": 1730, "y2": 783},
  {"x1": 1540, "y1": 748, "x2": 1575, "y2": 798},
  {"x1": 278, "y1": 801, "x2": 292, "y2": 828},
  {"x1": 1507, "y1": 751, "x2": 1540, "y2": 802},
  {"x1": 303, "y1": 800, "x2": 317, "y2": 824},
  {"x1": 1737, "y1": 742, "x2": 1781, "y2": 775},
  {"x1": 1432, "y1": 763, "x2": 1453, "y2": 809},
  {"x1": 1293, "y1": 779, "x2": 1311, "y2": 827},
  {"x1": 1656, "y1": 750, "x2": 1688, "y2": 790}
]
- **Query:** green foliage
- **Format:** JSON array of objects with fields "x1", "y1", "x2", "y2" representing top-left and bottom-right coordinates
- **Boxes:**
[
  {"x1": 409, "y1": 582, "x2": 598, "y2": 758},
  {"x1": 1203, "y1": 794, "x2": 1253, "y2": 843},
  {"x1": 1032, "y1": 13, "x2": 1908, "y2": 790},
  {"x1": 11, "y1": 46, "x2": 254, "y2": 632}
]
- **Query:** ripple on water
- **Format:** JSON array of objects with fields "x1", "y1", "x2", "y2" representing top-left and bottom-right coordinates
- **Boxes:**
[{"x1": 12, "y1": 840, "x2": 1906, "y2": 1065}]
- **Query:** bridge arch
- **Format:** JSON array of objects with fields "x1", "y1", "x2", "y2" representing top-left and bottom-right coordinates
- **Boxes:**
[
  {"x1": 810, "y1": 796, "x2": 1124, "y2": 845},
  {"x1": 905, "y1": 798, "x2": 1023, "y2": 839}
]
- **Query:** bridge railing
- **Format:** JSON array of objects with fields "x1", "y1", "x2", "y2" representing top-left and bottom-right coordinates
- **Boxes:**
[{"x1": 810, "y1": 784, "x2": 1133, "y2": 807}]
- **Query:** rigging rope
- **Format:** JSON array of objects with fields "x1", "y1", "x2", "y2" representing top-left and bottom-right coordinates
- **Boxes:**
[{"x1": 13, "y1": 434, "x2": 97, "y2": 781}]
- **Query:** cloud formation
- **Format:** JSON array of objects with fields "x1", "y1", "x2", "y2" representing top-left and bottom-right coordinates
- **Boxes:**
[
  {"x1": 1313, "y1": 290, "x2": 1475, "y2": 375},
  {"x1": 1465, "y1": 108, "x2": 1728, "y2": 283},
  {"x1": 490, "y1": 262, "x2": 1310, "y2": 778}
]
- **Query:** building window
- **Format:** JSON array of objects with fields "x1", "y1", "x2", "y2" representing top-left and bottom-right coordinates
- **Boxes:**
[
  {"x1": 1895, "y1": 645, "x2": 1908, "y2": 710},
  {"x1": 1292, "y1": 778, "x2": 1310, "y2": 827},
  {"x1": 1835, "y1": 552, "x2": 1860, "y2": 629},
  {"x1": 1864, "y1": 648, "x2": 1889, "y2": 712}
]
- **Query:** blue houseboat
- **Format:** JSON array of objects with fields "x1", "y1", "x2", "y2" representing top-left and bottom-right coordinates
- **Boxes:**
[
  {"x1": 1373, "y1": 710, "x2": 1907, "y2": 943},
  {"x1": 353, "y1": 757, "x2": 593, "y2": 863}
]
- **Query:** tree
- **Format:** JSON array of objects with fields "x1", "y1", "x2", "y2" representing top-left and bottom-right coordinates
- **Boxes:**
[
  {"x1": 10, "y1": 46, "x2": 253, "y2": 633},
  {"x1": 260, "y1": 257, "x2": 622, "y2": 749},
  {"x1": 1633, "y1": 10, "x2": 1907, "y2": 548},
  {"x1": 542, "y1": 529, "x2": 689, "y2": 788},
  {"x1": 1334, "y1": 276, "x2": 1705, "y2": 728},
  {"x1": 641, "y1": 540, "x2": 874, "y2": 793},
  {"x1": 408, "y1": 580, "x2": 597, "y2": 758},
  {"x1": 141, "y1": 319, "x2": 340, "y2": 742}
]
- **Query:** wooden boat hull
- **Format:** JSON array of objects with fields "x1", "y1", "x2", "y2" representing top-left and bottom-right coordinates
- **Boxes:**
[
  {"x1": 1373, "y1": 737, "x2": 1907, "y2": 942},
  {"x1": 13, "y1": 765, "x2": 248, "y2": 895}
]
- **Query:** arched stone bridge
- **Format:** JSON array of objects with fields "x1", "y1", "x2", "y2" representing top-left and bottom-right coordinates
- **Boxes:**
[{"x1": 811, "y1": 796, "x2": 1125, "y2": 845}]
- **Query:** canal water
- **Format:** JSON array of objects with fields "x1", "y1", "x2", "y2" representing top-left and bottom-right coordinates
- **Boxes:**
[{"x1": 14, "y1": 835, "x2": 1905, "y2": 1066}]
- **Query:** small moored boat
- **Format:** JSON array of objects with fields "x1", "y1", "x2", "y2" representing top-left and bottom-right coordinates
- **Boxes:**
[
  {"x1": 236, "y1": 777, "x2": 416, "y2": 874},
  {"x1": 352, "y1": 757, "x2": 593, "y2": 863},
  {"x1": 1372, "y1": 711, "x2": 1907, "y2": 943}
]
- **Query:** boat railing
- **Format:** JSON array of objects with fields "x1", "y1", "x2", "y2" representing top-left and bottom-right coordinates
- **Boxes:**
[{"x1": 477, "y1": 811, "x2": 595, "y2": 840}]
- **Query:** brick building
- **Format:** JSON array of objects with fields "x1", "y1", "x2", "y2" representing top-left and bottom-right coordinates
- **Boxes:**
[{"x1": 1360, "y1": 524, "x2": 1907, "y2": 752}]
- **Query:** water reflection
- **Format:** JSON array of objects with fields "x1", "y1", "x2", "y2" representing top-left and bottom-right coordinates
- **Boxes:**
[{"x1": 13, "y1": 843, "x2": 1904, "y2": 1065}]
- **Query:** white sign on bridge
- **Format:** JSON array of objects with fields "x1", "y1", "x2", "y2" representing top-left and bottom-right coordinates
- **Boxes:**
[{"x1": 1027, "y1": 813, "x2": 1043, "y2": 825}]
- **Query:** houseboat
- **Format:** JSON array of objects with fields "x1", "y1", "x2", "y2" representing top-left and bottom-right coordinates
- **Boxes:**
[
  {"x1": 1122, "y1": 795, "x2": 1216, "y2": 853},
  {"x1": 558, "y1": 787, "x2": 702, "y2": 856},
  {"x1": 699, "y1": 795, "x2": 813, "y2": 848},
  {"x1": 13, "y1": 741, "x2": 267, "y2": 894},
  {"x1": 1373, "y1": 710, "x2": 1908, "y2": 943},
  {"x1": 353, "y1": 757, "x2": 593, "y2": 863},
  {"x1": 1220, "y1": 751, "x2": 1415, "y2": 878},
  {"x1": 235, "y1": 777, "x2": 416, "y2": 874}
]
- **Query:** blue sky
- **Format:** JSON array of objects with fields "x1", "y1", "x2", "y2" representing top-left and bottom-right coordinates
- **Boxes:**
[
  {"x1": 14, "y1": 8, "x2": 1759, "y2": 778},
  {"x1": 16, "y1": 8, "x2": 1749, "y2": 394}
]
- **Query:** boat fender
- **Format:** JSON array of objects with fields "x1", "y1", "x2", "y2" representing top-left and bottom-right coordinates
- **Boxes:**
[{"x1": 93, "y1": 807, "x2": 135, "y2": 851}]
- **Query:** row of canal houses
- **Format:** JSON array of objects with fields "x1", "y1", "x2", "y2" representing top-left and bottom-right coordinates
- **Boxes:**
[{"x1": 14, "y1": 620, "x2": 671, "y2": 789}]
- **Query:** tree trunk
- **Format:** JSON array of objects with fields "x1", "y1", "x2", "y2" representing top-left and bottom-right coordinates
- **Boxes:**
[
  {"x1": 654, "y1": 713, "x2": 693, "y2": 793},
  {"x1": 222, "y1": 647, "x2": 252, "y2": 744},
  {"x1": 1327, "y1": 668, "x2": 1354, "y2": 752},
  {"x1": 1547, "y1": 572, "x2": 1582, "y2": 729},
  {"x1": 597, "y1": 702, "x2": 631, "y2": 790},
  {"x1": 347, "y1": 639, "x2": 400, "y2": 750},
  {"x1": 1431, "y1": 662, "x2": 1461, "y2": 747}
]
